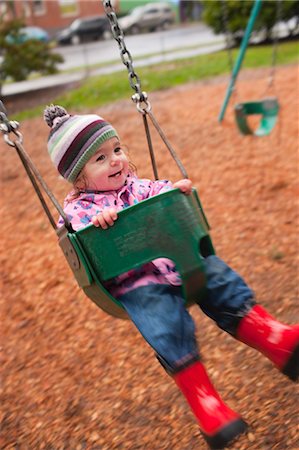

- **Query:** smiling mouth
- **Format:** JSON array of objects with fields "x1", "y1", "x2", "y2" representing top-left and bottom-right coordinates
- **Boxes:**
[{"x1": 109, "y1": 170, "x2": 122, "y2": 178}]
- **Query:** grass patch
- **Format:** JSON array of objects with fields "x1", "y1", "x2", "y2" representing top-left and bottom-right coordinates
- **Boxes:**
[{"x1": 15, "y1": 40, "x2": 298, "y2": 121}]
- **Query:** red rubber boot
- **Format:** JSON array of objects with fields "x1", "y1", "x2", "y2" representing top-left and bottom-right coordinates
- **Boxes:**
[
  {"x1": 236, "y1": 305, "x2": 299, "y2": 381},
  {"x1": 174, "y1": 361, "x2": 247, "y2": 449}
]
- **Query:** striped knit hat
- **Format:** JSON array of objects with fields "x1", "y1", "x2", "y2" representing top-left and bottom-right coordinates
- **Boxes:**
[{"x1": 44, "y1": 104, "x2": 118, "y2": 183}]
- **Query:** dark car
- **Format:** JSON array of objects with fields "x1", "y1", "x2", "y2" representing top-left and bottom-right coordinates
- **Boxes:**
[{"x1": 57, "y1": 16, "x2": 111, "y2": 45}]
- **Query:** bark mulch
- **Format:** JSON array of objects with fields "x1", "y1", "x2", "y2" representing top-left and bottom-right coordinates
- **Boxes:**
[{"x1": 1, "y1": 64, "x2": 298, "y2": 450}]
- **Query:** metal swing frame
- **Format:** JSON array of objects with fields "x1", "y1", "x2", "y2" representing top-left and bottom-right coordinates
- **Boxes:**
[
  {"x1": 0, "y1": 1, "x2": 215, "y2": 319},
  {"x1": 218, "y1": 0, "x2": 281, "y2": 137}
]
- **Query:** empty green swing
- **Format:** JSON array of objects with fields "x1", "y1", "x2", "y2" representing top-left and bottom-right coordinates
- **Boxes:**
[
  {"x1": 0, "y1": 1, "x2": 215, "y2": 319},
  {"x1": 219, "y1": 0, "x2": 281, "y2": 137},
  {"x1": 234, "y1": 97, "x2": 280, "y2": 137}
]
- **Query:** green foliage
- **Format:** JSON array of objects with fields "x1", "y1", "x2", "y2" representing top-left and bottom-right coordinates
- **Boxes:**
[
  {"x1": 0, "y1": 19, "x2": 63, "y2": 90},
  {"x1": 202, "y1": 0, "x2": 299, "y2": 41}
]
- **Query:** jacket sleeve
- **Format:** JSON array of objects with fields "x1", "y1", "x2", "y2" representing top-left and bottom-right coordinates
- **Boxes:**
[
  {"x1": 148, "y1": 179, "x2": 174, "y2": 197},
  {"x1": 57, "y1": 194, "x2": 104, "y2": 231}
]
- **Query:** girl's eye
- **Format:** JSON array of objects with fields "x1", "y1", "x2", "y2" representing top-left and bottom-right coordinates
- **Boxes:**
[
  {"x1": 114, "y1": 147, "x2": 122, "y2": 153},
  {"x1": 96, "y1": 154, "x2": 105, "y2": 162}
]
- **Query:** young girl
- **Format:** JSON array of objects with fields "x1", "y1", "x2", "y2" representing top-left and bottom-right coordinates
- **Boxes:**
[{"x1": 44, "y1": 105, "x2": 298, "y2": 450}]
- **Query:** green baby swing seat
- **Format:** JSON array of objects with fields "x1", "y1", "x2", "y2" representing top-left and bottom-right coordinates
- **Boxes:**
[
  {"x1": 234, "y1": 97, "x2": 280, "y2": 137},
  {"x1": 58, "y1": 188, "x2": 215, "y2": 319}
]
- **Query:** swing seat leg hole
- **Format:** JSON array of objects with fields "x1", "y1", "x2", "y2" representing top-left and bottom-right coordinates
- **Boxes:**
[{"x1": 199, "y1": 236, "x2": 214, "y2": 258}]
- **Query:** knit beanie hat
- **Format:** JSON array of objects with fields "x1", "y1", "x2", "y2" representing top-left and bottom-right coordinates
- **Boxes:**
[{"x1": 44, "y1": 104, "x2": 118, "y2": 183}]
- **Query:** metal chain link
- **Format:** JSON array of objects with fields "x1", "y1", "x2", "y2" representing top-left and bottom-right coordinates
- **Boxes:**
[
  {"x1": 0, "y1": 101, "x2": 73, "y2": 231},
  {"x1": 102, "y1": 0, "x2": 150, "y2": 111},
  {"x1": 220, "y1": 0, "x2": 238, "y2": 103},
  {"x1": 0, "y1": 102, "x2": 23, "y2": 147},
  {"x1": 102, "y1": 1, "x2": 187, "y2": 178},
  {"x1": 220, "y1": 0, "x2": 234, "y2": 75},
  {"x1": 268, "y1": 0, "x2": 282, "y2": 89}
]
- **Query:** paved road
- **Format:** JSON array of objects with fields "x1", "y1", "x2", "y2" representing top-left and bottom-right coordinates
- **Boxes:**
[
  {"x1": 3, "y1": 23, "x2": 225, "y2": 96},
  {"x1": 54, "y1": 23, "x2": 224, "y2": 71}
]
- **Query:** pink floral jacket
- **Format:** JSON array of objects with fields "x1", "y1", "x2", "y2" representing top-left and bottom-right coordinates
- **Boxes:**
[{"x1": 58, "y1": 175, "x2": 182, "y2": 298}]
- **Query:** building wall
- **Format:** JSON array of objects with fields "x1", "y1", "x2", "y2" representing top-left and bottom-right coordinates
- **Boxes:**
[{"x1": 2, "y1": 0, "x2": 119, "y2": 36}]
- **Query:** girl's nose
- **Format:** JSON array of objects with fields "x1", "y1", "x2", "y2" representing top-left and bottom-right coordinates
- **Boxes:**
[{"x1": 110, "y1": 155, "x2": 120, "y2": 166}]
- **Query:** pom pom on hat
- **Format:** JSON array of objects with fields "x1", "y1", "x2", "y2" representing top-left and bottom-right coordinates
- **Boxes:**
[
  {"x1": 44, "y1": 104, "x2": 69, "y2": 128},
  {"x1": 44, "y1": 104, "x2": 118, "y2": 183}
]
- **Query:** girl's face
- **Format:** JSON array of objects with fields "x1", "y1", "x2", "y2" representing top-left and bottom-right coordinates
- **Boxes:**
[{"x1": 79, "y1": 137, "x2": 129, "y2": 191}]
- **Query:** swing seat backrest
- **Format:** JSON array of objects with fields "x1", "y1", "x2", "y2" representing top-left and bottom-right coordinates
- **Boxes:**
[
  {"x1": 234, "y1": 97, "x2": 279, "y2": 137},
  {"x1": 58, "y1": 189, "x2": 214, "y2": 319}
]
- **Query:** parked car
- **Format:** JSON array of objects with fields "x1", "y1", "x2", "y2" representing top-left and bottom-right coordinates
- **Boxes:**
[
  {"x1": 56, "y1": 15, "x2": 111, "y2": 45},
  {"x1": 5, "y1": 26, "x2": 50, "y2": 44},
  {"x1": 118, "y1": 2, "x2": 175, "y2": 35}
]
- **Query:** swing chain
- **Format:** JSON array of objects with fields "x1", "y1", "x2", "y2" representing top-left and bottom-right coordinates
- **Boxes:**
[
  {"x1": 102, "y1": 0, "x2": 151, "y2": 112},
  {"x1": 0, "y1": 100, "x2": 74, "y2": 232},
  {"x1": 102, "y1": 0, "x2": 187, "y2": 178},
  {"x1": 0, "y1": 102, "x2": 23, "y2": 147},
  {"x1": 268, "y1": 0, "x2": 282, "y2": 89},
  {"x1": 220, "y1": 0, "x2": 237, "y2": 101},
  {"x1": 220, "y1": 0, "x2": 234, "y2": 75}
]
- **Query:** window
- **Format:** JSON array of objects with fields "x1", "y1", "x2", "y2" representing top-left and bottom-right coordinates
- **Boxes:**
[
  {"x1": 22, "y1": 0, "x2": 31, "y2": 18},
  {"x1": 59, "y1": 0, "x2": 79, "y2": 17},
  {"x1": 33, "y1": 0, "x2": 45, "y2": 15},
  {"x1": 0, "y1": 0, "x2": 7, "y2": 17},
  {"x1": 146, "y1": 9, "x2": 159, "y2": 14}
]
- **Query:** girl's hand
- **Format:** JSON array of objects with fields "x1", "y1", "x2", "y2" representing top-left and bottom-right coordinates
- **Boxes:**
[
  {"x1": 173, "y1": 179, "x2": 193, "y2": 195},
  {"x1": 91, "y1": 208, "x2": 118, "y2": 229}
]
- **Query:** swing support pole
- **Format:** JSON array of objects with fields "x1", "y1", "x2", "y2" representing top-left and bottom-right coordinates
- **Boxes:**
[{"x1": 218, "y1": 0, "x2": 263, "y2": 122}]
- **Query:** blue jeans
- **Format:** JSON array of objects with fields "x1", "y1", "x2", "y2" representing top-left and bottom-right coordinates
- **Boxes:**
[{"x1": 118, "y1": 255, "x2": 255, "y2": 373}]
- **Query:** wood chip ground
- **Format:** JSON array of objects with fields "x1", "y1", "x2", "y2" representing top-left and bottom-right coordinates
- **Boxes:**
[{"x1": 1, "y1": 64, "x2": 298, "y2": 450}]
